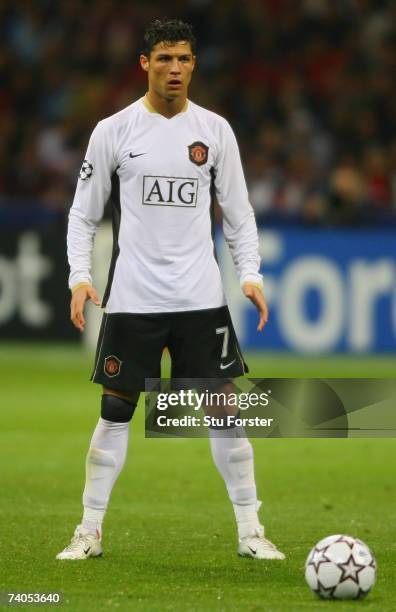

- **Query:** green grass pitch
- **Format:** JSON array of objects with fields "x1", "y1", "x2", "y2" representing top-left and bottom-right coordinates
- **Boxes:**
[{"x1": 1, "y1": 345, "x2": 395, "y2": 611}]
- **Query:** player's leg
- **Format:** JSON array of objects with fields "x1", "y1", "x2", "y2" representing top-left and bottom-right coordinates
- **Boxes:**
[
  {"x1": 208, "y1": 421, "x2": 284, "y2": 560},
  {"x1": 56, "y1": 312, "x2": 168, "y2": 560},
  {"x1": 56, "y1": 389, "x2": 137, "y2": 560},
  {"x1": 169, "y1": 306, "x2": 284, "y2": 560},
  {"x1": 81, "y1": 389, "x2": 138, "y2": 533}
]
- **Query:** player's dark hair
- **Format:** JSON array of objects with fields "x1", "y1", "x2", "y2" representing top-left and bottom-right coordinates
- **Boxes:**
[{"x1": 142, "y1": 18, "x2": 196, "y2": 57}]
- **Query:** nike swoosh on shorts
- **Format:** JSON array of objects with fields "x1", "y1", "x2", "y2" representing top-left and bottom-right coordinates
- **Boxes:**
[{"x1": 220, "y1": 359, "x2": 236, "y2": 370}]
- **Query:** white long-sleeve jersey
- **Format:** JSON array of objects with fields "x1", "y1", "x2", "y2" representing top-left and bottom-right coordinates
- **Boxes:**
[{"x1": 67, "y1": 96, "x2": 262, "y2": 313}]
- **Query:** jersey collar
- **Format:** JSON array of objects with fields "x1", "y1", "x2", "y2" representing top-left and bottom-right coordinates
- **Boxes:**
[{"x1": 141, "y1": 94, "x2": 189, "y2": 116}]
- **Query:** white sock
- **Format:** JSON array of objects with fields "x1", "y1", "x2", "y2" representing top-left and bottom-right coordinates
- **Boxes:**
[
  {"x1": 82, "y1": 417, "x2": 129, "y2": 536},
  {"x1": 209, "y1": 426, "x2": 261, "y2": 538},
  {"x1": 82, "y1": 507, "x2": 104, "y2": 538},
  {"x1": 233, "y1": 501, "x2": 262, "y2": 539}
]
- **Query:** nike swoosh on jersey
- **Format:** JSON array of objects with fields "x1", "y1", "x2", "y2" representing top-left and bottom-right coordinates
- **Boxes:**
[
  {"x1": 220, "y1": 359, "x2": 236, "y2": 370},
  {"x1": 129, "y1": 152, "x2": 147, "y2": 158}
]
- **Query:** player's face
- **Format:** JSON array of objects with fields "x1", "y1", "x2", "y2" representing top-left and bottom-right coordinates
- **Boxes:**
[{"x1": 140, "y1": 41, "x2": 195, "y2": 101}]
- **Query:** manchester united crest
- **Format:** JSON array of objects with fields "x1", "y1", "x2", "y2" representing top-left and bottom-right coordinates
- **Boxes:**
[
  {"x1": 104, "y1": 355, "x2": 122, "y2": 377},
  {"x1": 188, "y1": 141, "x2": 209, "y2": 166}
]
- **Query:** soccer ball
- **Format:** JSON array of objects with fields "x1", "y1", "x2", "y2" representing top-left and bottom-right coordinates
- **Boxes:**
[{"x1": 305, "y1": 535, "x2": 376, "y2": 600}]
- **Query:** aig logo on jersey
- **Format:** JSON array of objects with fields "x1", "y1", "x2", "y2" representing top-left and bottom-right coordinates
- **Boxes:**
[{"x1": 143, "y1": 176, "x2": 198, "y2": 208}]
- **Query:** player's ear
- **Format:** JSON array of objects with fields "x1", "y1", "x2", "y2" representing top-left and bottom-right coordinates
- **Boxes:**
[
  {"x1": 140, "y1": 54, "x2": 149, "y2": 72},
  {"x1": 191, "y1": 55, "x2": 196, "y2": 71}
]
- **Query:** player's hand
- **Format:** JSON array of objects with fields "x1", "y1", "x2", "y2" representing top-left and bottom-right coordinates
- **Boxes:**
[
  {"x1": 70, "y1": 285, "x2": 100, "y2": 332},
  {"x1": 242, "y1": 282, "x2": 268, "y2": 332}
]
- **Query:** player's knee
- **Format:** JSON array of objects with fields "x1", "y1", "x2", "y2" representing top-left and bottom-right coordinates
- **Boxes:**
[{"x1": 101, "y1": 394, "x2": 136, "y2": 422}]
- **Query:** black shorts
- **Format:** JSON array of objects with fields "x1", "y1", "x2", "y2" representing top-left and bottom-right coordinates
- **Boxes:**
[{"x1": 91, "y1": 306, "x2": 248, "y2": 394}]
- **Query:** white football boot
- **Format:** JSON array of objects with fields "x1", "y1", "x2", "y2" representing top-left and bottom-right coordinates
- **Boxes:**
[
  {"x1": 238, "y1": 525, "x2": 285, "y2": 560},
  {"x1": 56, "y1": 524, "x2": 102, "y2": 560}
]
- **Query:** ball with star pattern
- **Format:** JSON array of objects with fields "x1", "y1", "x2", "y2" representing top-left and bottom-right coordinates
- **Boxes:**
[{"x1": 305, "y1": 535, "x2": 376, "y2": 600}]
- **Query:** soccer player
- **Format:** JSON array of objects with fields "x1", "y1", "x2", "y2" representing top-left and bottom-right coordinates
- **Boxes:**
[{"x1": 57, "y1": 18, "x2": 284, "y2": 561}]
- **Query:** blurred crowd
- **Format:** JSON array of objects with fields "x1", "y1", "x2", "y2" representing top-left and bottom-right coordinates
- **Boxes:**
[{"x1": 1, "y1": 0, "x2": 396, "y2": 225}]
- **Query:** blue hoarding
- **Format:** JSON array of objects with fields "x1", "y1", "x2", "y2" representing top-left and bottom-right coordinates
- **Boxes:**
[{"x1": 218, "y1": 227, "x2": 396, "y2": 354}]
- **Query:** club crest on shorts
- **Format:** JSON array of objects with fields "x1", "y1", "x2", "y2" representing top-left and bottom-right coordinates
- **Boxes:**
[
  {"x1": 104, "y1": 355, "x2": 122, "y2": 377},
  {"x1": 188, "y1": 141, "x2": 209, "y2": 166}
]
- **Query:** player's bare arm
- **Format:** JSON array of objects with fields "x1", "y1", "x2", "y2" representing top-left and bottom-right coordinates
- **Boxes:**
[
  {"x1": 242, "y1": 282, "x2": 269, "y2": 332},
  {"x1": 70, "y1": 284, "x2": 100, "y2": 332}
]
